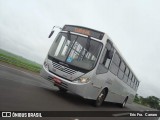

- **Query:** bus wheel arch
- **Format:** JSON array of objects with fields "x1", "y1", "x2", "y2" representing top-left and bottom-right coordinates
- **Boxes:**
[
  {"x1": 120, "y1": 96, "x2": 128, "y2": 108},
  {"x1": 94, "y1": 87, "x2": 108, "y2": 107}
]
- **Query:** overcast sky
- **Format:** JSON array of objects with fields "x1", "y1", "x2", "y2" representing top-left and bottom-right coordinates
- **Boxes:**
[{"x1": 0, "y1": 0, "x2": 160, "y2": 98}]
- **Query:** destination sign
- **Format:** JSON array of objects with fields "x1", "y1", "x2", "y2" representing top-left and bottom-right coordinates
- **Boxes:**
[
  {"x1": 74, "y1": 28, "x2": 91, "y2": 36},
  {"x1": 62, "y1": 25, "x2": 104, "y2": 40}
]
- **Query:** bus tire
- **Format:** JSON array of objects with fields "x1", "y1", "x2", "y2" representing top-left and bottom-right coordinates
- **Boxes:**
[
  {"x1": 94, "y1": 89, "x2": 107, "y2": 107},
  {"x1": 58, "y1": 87, "x2": 67, "y2": 93},
  {"x1": 120, "y1": 97, "x2": 128, "y2": 108}
]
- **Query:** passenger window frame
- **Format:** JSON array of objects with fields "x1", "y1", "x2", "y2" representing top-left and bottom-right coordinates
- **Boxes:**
[{"x1": 96, "y1": 40, "x2": 113, "y2": 74}]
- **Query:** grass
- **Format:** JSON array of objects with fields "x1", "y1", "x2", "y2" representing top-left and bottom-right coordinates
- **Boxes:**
[{"x1": 0, "y1": 49, "x2": 42, "y2": 73}]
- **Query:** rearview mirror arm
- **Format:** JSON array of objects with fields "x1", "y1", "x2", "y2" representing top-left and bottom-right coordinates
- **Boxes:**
[{"x1": 48, "y1": 26, "x2": 62, "y2": 38}]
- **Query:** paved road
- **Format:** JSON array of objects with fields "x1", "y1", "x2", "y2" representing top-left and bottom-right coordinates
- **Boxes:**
[{"x1": 0, "y1": 64, "x2": 159, "y2": 120}]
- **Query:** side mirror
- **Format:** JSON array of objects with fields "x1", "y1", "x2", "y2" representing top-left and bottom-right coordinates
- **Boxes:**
[
  {"x1": 108, "y1": 50, "x2": 114, "y2": 59},
  {"x1": 48, "y1": 26, "x2": 62, "y2": 38},
  {"x1": 48, "y1": 31, "x2": 54, "y2": 38}
]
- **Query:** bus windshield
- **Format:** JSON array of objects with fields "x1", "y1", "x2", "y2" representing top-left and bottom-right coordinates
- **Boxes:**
[{"x1": 48, "y1": 32, "x2": 102, "y2": 71}]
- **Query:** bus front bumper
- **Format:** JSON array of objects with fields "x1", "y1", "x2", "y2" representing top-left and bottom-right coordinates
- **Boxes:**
[{"x1": 40, "y1": 66, "x2": 89, "y2": 99}]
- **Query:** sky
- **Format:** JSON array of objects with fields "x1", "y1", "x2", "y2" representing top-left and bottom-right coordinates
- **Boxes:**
[{"x1": 0, "y1": 0, "x2": 160, "y2": 98}]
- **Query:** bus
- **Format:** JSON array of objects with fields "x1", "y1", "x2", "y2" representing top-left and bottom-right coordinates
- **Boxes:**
[{"x1": 40, "y1": 25, "x2": 140, "y2": 107}]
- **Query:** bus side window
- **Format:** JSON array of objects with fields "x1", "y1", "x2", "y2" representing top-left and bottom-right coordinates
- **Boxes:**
[
  {"x1": 133, "y1": 79, "x2": 137, "y2": 90},
  {"x1": 100, "y1": 41, "x2": 113, "y2": 68},
  {"x1": 131, "y1": 76, "x2": 135, "y2": 88},
  {"x1": 118, "y1": 61, "x2": 125, "y2": 80},
  {"x1": 96, "y1": 48, "x2": 108, "y2": 74},
  {"x1": 110, "y1": 52, "x2": 120, "y2": 75},
  {"x1": 123, "y1": 67, "x2": 129, "y2": 83},
  {"x1": 136, "y1": 81, "x2": 139, "y2": 89},
  {"x1": 97, "y1": 42, "x2": 113, "y2": 74},
  {"x1": 102, "y1": 42, "x2": 113, "y2": 68},
  {"x1": 135, "y1": 81, "x2": 138, "y2": 90},
  {"x1": 128, "y1": 72, "x2": 132, "y2": 86}
]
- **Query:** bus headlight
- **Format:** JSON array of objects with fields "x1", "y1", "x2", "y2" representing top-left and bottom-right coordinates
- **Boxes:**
[{"x1": 78, "y1": 77, "x2": 90, "y2": 83}]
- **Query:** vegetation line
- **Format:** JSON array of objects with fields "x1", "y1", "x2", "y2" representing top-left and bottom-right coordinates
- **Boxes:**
[
  {"x1": 134, "y1": 94, "x2": 160, "y2": 110},
  {"x1": 0, "y1": 49, "x2": 42, "y2": 73}
]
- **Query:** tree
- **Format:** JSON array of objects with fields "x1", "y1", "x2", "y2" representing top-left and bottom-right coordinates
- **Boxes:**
[
  {"x1": 146, "y1": 96, "x2": 160, "y2": 109},
  {"x1": 140, "y1": 96, "x2": 148, "y2": 106},
  {"x1": 157, "y1": 105, "x2": 160, "y2": 110},
  {"x1": 134, "y1": 94, "x2": 140, "y2": 103},
  {"x1": 134, "y1": 94, "x2": 160, "y2": 109}
]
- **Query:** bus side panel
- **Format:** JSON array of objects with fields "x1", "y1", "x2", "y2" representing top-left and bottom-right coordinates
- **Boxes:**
[
  {"x1": 105, "y1": 91, "x2": 124, "y2": 103},
  {"x1": 94, "y1": 71, "x2": 136, "y2": 104},
  {"x1": 83, "y1": 83, "x2": 102, "y2": 100},
  {"x1": 104, "y1": 72, "x2": 125, "y2": 103},
  {"x1": 94, "y1": 72, "x2": 124, "y2": 103},
  {"x1": 107, "y1": 71, "x2": 136, "y2": 104}
]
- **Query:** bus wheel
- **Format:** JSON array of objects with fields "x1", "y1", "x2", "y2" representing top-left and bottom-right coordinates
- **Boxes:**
[
  {"x1": 58, "y1": 87, "x2": 67, "y2": 93},
  {"x1": 120, "y1": 97, "x2": 128, "y2": 108},
  {"x1": 95, "y1": 89, "x2": 107, "y2": 107}
]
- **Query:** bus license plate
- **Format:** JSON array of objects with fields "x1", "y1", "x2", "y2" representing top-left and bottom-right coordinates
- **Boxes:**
[{"x1": 52, "y1": 77, "x2": 62, "y2": 84}]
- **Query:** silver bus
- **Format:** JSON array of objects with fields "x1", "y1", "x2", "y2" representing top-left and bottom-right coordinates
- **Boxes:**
[{"x1": 40, "y1": 25, "x2": 140, "y2": 107}]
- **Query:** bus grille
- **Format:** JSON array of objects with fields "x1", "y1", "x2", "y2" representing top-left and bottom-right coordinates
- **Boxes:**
[{"x1": 52, "y1": 61, "x2": 77, "y2": 75}]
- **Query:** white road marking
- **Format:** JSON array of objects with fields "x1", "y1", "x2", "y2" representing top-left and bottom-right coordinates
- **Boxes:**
[
  {"x1": 112, "y1": 112, "x2": 130, "y2": 117},
  {"x1": 74, "y1": 119, "x2": 79, "y2": 120}
]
